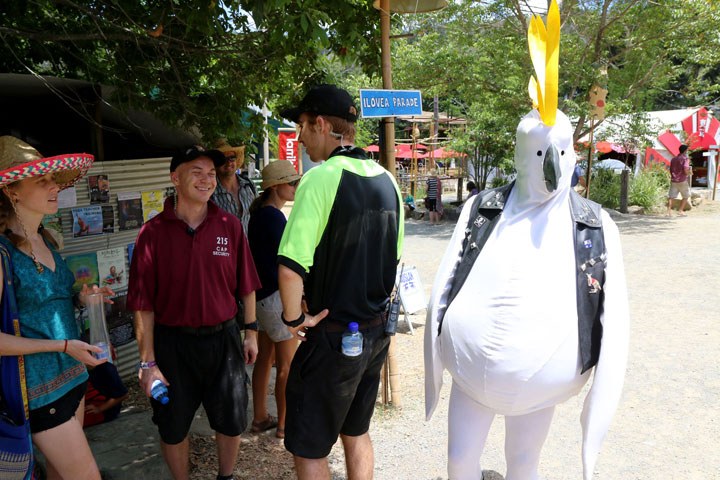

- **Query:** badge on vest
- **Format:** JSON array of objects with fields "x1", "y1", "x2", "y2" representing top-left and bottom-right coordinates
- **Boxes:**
[
  {"x1": 473, "y1": 215, "x2": 487, "y2": 228},
  {"x1": 584, "y1": 239, "x2": 592, "y2": 249},
  {"x1": 586, "y1": 273, "x2": 601, "y2": 294}
]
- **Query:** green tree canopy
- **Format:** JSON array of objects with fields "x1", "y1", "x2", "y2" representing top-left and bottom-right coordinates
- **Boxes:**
[{"x1": 0, "y1": 0, "x2": 381, "y2": 143}]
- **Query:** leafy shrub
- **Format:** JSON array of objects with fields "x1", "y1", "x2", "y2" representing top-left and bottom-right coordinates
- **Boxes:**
[
  {"x1": 588, "y1": 167, "x2": 621, "y2": 209},
  {"x1": 629, "y1": 164, "x2": 670, "y2": 210},
  {"x1": 490, "y1": 176, "x2": 509, "y2": 188}
]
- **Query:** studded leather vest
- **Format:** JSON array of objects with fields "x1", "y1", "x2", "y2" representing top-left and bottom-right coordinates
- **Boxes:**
[{"x1": 440, "y1": 182, "x2": 606, "y2": 374}]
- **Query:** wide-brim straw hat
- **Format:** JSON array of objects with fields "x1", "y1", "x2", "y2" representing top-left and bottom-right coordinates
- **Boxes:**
[
  {"x1": 213, "y1": 138, "x2": 245, "y2": 165},
  {"x1": 0, "y1": 136, "x2": 94, "y2": 190},
  {"x1": 260, "y1": 160, "x2": 301, "y2": 190}
]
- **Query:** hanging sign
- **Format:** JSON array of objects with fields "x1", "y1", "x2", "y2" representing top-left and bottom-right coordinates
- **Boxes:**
[
  {"x1": 278, "y1": 128, "x2": 300, "y2": 173},
  {"x1": 359, "y1": 89, "x2": 423, "y2": 118}
]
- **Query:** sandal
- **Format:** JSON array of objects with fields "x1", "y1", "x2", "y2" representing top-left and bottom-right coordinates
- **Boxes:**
[
  {"x1": 276, "y1": 427, "x2": 285, "y2": 439},
  {"x1": 251, "y1": 415, "x2": 278, "y2": 433}
]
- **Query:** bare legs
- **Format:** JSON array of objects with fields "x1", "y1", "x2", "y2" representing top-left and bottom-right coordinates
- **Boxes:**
[
  {"x1": 252, "y1": 332, "x2": 298, "y2": 433},
  {"x1": 33, "y1": 396, "x2": 102, "y2": 480},
  {"x1": 447, "y1": 382, "x2": 556, "y2": 480},
  {"x1": 294, "y1": 432, "x2": 374, "y2": 480},
  {"x1": 160, "y1": 433, "x2": 241, "y2": 480}
]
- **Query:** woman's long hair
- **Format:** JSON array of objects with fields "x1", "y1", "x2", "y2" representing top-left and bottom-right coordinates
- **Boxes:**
[
  {"x1": 0, "y1": 187, "x2": 59, "y2": 249},
  {"x1": 249, "y1": 188, "x2": 273, "y2": 216}
]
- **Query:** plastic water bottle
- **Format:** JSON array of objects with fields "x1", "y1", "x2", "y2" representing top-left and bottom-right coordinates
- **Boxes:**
[
  {"x1": 151, "y1": 380, "x2": 170, "y2": 405},
  {"x1": 86, "y1": 292, "x2": 112, "y2": 363},
  {"x1": 341, "y1": 322, "x2": 363, "y2": 357}
]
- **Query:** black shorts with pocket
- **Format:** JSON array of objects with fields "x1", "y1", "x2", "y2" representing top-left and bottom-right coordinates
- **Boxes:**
[
  {"x1": 284, "y1": 322, "x2": 390, "y2": 459},
  {"x1": 29, "y1": 382, "x2": 87, "y2": 433},
  {"x1": 426, "y1": 198, "x2": 437, "y2": 212},
  {"x1": 152, "y1": 322, "x2": 249, "y2": 444}
]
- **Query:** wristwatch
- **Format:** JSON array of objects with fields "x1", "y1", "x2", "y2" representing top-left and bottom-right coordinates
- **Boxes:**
[{"x1": 136, "y1": 361, "x2": 157, "y2": 373}]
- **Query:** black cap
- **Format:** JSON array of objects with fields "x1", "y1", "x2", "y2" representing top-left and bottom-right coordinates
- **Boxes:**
[
  {"x1": 280, "y1": 84, "x2": 358, "y2": 123},
  {"x1": 170, "y1": 145, "x2": 227, "y2": 172}
]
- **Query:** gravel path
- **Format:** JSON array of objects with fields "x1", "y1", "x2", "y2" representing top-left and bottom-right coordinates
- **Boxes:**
[{"x1": 323, "y1": 201, "x2": 720, "y2": 480}]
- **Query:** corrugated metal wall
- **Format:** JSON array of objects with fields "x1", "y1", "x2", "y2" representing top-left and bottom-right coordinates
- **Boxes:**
[{"x1": 58, "y1": 157, "x2": 173, "y2": 380}]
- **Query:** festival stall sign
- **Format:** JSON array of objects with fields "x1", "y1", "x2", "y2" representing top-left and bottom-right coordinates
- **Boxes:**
[
  {"x1": 278, "y1": 128, "x2": 300, "y2": 173},
  {"x1": 644, "y1": 147, "x2": 671, "y2": 168},
  {"x1": 41, "y1": 212, "x2": 63, "y2": 235},
  {"x1": 117, "y1": 192, "x2": 143, "y2": 230},
  {"x1": 65, "y1": 253, "x2": 99, "y2": 293},
  {"x1": 88, "y1": 174, "x2": 110, "y2": 204},
  {"x1": 72, "y1": 205, "x2": 104, "y2": 238},
  {"x1": 359, "y1": 89, "x2": 422, "y2": 118},
  {"x1": 97, "y1": 247, "x2": 127, "y2": 290},
  {"x1": 141, "y1": 190, "x2": 164, "y2": 222}
]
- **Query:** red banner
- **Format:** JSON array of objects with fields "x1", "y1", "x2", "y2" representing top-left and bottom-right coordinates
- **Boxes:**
[{"x1": 279, "y1": 129, "x2": 299, "y2": 173}]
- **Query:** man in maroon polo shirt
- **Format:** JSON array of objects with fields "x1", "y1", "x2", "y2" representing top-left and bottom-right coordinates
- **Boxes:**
[{"x1": 128, "y1": 145, "x2": 261, "y2": 480}]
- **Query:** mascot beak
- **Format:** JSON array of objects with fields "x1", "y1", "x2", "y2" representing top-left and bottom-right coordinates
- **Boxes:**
[{"x1": 543, "y1": 145, "x2": 560, "y2": 192}]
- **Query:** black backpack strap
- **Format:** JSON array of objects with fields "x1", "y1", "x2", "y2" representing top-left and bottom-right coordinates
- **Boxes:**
[
  {"x1": 438, "y1": 182, "x2": 514, "y2": 335},
  {"x1": 570, "y1": 190, "x2": 607, "y2": 373}
]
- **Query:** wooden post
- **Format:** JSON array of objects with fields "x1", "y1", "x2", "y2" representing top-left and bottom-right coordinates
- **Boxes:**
[
  {"x1": 620, "y1": 169, "x2": 629, "y2": 213},
  {"x1": 380, "y1": 0, "x2": 395, "y2": 177},
  {"x1": 585, "y1": 118, "x2": 595, "y2": 199}
]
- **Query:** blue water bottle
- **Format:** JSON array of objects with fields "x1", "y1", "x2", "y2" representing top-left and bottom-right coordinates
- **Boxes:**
[
  {"x1": 151, "y1": 380, "x2": 170, "y2": 405},
  {"x1": 341, "y1": 322, "x2": 363, "y2": 357}
]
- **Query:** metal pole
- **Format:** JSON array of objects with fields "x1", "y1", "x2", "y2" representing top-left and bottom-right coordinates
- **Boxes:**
[
  {"x1": 714, "y1": 154, "x2": 719, "y2": 201},
  {"x1": 262, "y1": 102, "x2": 270, "y2": 171},
  {"x1": 380, "y1": 0, "x2": 396, "y2": 177},
  {"x1": 585, "y1": 118, "x2": 595, "y2": 199}
]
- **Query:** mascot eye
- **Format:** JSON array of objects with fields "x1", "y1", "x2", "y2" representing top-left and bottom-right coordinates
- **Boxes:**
[
  {"x1": 561, "y1": 150, "x2": 565, "y2": 155},
  {"x1": 536, "y1": 150, "x2": 542, "y2": 156}
]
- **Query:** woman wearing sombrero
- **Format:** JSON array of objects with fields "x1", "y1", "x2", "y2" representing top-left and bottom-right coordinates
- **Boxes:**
[{"x1": 0, "y1": 136, "x2": 111, "y2": 479}]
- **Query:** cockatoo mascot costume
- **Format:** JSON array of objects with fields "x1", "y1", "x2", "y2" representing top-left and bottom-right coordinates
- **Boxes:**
[{"x1": 424, "y1": 2, "x2": 629, "y2": 479}]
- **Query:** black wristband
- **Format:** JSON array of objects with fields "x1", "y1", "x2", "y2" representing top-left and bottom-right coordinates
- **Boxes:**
[
  {"x1": 244, "y1": 321, "x2": 258, "y2": 331},
  {"x1": 281, "y1": 311, "x2": 305, "y2": 328}
]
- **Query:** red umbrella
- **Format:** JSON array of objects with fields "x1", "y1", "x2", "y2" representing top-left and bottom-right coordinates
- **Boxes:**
[
  {"x1": 363, "y1": 145, "x2": 380, "y2": 152},
  {"x1": 430, "y1": 147, "x2": 465, "y2": 158}
]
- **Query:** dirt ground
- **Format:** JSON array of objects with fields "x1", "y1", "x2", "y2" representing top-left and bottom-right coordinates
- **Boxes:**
[{"x1": 126, "y1": 199, "x2": 720, "y2": 479}]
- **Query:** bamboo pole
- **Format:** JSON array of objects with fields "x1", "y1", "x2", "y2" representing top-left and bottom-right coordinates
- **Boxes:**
[{"x1": 585, "y1": 118, "x2": 595, "y2": 199}]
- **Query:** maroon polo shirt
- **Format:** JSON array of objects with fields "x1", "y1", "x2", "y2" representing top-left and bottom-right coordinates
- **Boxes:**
[{"x1": 127, "y1": 197, "x2": 261, "y2": 328}]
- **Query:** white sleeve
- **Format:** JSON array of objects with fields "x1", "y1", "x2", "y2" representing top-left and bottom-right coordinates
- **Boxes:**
[
  {"x1": 424, "y1": 198, "x2": 476, "y2": 420},
  {"x1": 580, "y1": 210, "x2": 630, "y2": 480}
]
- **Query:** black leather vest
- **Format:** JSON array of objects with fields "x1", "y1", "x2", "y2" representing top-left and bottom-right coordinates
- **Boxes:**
[{"x1": 440, "y1": 182, "x2": 606, "y2": 374}]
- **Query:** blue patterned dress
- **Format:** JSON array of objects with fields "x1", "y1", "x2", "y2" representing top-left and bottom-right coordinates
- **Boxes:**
[{"x1": 0, "y1": 236, "x2": 87, "y2": 410}]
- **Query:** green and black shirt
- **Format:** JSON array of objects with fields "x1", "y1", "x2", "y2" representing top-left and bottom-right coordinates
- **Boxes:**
[{"x1": 278, "y1": 146, "x2": 404, "y2": 324}]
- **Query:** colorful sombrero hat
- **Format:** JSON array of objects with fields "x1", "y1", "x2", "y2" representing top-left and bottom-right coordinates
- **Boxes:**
[{"x1": 0, "y1": 136, "x2": 94, "y2": 190}]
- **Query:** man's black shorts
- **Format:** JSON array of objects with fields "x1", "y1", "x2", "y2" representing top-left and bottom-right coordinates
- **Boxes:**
[
  {"x1": 152, "y1": 322, "x2": 249, "y2": 444},
  {"x1": 284, "y1": 323, "x2": 390, "y2": 459}
]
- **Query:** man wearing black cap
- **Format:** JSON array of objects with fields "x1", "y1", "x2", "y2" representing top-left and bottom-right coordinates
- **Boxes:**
[
  {"x1": 277, "y1": 84, "x2": 404, "y2": 479},
  {"x1": 128, "y1": 146, "x2": 262, "y2": 480}
]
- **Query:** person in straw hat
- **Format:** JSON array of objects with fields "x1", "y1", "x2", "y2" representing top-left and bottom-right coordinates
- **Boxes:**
[
  {"x1": 0, "y1": 135, "x2": 112, "y2": 480},
  {"x1": 211, "y1": 138, "x2": 257, "y2": 234},
  {"x1": 247, "y1": 160, "x2": 302, "y2": 440}
]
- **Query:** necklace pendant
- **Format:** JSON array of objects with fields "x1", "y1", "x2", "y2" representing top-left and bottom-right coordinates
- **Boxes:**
[{"x1": 35, "y1": 262, "x2": 44, "y2": 274}]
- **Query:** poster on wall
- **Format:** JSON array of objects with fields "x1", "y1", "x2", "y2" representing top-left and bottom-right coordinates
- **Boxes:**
[
  {"x1": 88, "y1": 175, "x2": 110, "y2": 204},
  {"x1": 105, "y1": 290, "x2": 134, "y2": 346},
  {"x1": 41, "y1": 212, "x2": 63, "y2": 235},
  {"x1": 141, "y1": 190, "x2": 164, "y2": 222},
  {"x1": 65, "y1": 253, "x2": 99, "y2": 293},
  {"x1": 127, "y1": 243, "x2": 135, "y2": 265},
  {"x1": 58, "y1": 186, "x2": 77, "y2": 209},
  {"x1": 117, "y1": 192, "x2": 143, "y2": 230},
  {"x1": 96, "y1": 247, "x2": 127, "y2": 290},
  {"x1": 71, "y1": 206, "x2": 103, "y2": 238},
  {"x1": 102, "y1": 205, "x2": 114, "y2": 234}
]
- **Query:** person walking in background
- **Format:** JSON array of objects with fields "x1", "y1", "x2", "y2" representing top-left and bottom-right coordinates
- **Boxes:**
[
  {"x1": 277, "y1": 84, "x2": 404, "y2": 480},
  {"x1": 667, "y1": 144, "x2": 692, "y2": 217},
  {"x1": 0, "y1": 135, "x2": 110, "y2": 480},
  {"x1": 571, "y1": 160, "x2": 587, "y2": 195},
  {"x1": 128, "y1": 145, "x2": 261, "y2": 480},
  {"x1": 211, "y1": 138, "x2": 257, "y2": 235},
  {"x1": 248, "y1": 160, "x2": 302, "y2": 440},
  {"x1": 426, "y1": 168, "x2": 442, "y2": 225}
]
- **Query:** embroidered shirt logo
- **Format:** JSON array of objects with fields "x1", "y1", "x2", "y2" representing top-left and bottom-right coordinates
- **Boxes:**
[
  {"x1": 213, "y1": 236, "x2": 230, "y2": 257},
  {"x1": 473, "y1": 215, "x2": 487, "y2": 228}
]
